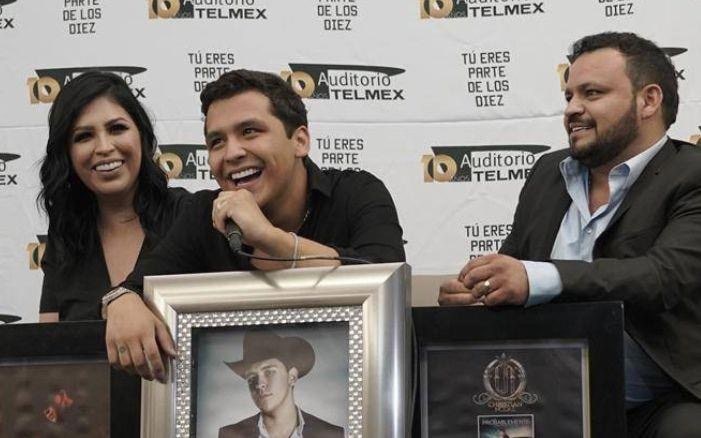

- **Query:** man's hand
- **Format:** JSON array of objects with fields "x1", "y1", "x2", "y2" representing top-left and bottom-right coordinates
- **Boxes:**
[
  {"x1": 211, "y1": 190, "x2": 276, "y2": 248},
  {"x1": 456, "y1": 254, "x2": 530, "y2": 306},
  {"x1": 438, "y1": 279, "x2": 483, "y2": 306},
  {"x1": 211, "y1": 188, "x2": 341, "y2": 269},
  {"x1": 105, "y1": 293, "x2": 176, "y2": 382}
]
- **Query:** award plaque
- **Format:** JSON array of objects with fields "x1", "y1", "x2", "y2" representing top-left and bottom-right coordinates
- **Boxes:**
[
  {"x1": 413, "y1": 302, "x2": 624, "y2": 438},
  {"x1": 0, "y1": 321, "x2": 139, "y2": 437}
]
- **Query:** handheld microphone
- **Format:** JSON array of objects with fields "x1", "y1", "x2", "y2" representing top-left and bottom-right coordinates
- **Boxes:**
[
  {"x1": 225, "y1": 220, "x2": 372, "y2": 265},
  {"x1": 226, "y1": 220, "x2": 243, "y2": 253}
]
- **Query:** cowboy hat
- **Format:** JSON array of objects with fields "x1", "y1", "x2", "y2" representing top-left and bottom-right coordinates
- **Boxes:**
[{"x1": 225, "y1": 329, "x2": 316, "y2": 379}]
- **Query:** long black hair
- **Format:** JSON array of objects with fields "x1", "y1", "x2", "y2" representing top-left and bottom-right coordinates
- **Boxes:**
[{"x1": 38, "y1": 71, "x2": 169, "y2": 269}]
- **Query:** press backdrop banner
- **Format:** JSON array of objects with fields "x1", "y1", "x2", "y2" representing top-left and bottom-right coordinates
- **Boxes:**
[{"x1": 1, "y1": 0, "x2": 699, "y2": 321}]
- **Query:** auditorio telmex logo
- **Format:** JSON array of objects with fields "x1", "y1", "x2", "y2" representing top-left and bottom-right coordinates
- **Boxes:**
[
  {"x1": 422, "y1": 145, "x2": 549, "y2": 183},
  {"x1": 0, "y1": 152, "x2": 19, "y2": 186},
  {"x1": 27, "y1": 235, "x2": 47, "y2": 270},
  {"x1": 147, "y1": 0, "x2": 267, "y2": 20},
  {"x1": 148, "y1": 0, "x2": 193, "y2": 19},
  {"x1": 27, "y1": 66, "x2": 147, "y2": 104},
  {"x1": 420, "y1": 0, "x2": 545, "y2": 19},
  {"x1": 157, "y1": 144, "x2": 214, "y2": 180},
  {"x1": 281, "y1": 64, "x2": 405, "y2": 101},
  {"x1": 691, "y1": 127, "x2": 700, "y2": 146},
  {"x1": 557, "y1": 47, "x2": 688, "y2": 91},
  {"x1": 0, "y1": 0, "x2": 17, "y2": 29}
]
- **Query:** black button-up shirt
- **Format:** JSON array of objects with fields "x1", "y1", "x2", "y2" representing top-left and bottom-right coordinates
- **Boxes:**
[{"x1": 123, "y1": 159, "x2": 405, "y2": 294}]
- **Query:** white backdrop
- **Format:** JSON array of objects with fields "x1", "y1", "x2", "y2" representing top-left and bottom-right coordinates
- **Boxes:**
[{"x1": 0, "y1": 0, "x2": 699, "y2": 322}]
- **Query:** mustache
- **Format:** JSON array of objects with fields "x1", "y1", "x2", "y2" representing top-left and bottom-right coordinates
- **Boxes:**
[
  {"x1": 566, "y1": 116, "x2": 595, "y2": 132},
  {"x1": 566, "y1": 115, "x2": 594, "y2": 125}
]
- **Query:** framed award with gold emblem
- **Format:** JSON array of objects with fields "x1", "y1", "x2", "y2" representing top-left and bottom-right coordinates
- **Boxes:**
[{"x1": 413, "y1": 302, "x2": 624, "y2": 438}]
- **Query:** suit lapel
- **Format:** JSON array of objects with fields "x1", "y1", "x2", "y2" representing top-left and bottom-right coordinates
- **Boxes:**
[
  {"x1": 538, "y1": 179, "x2": 571, "y2": 260},
  {"x1": 604, "y1": 139, "x2": 676, "y2": 235}
]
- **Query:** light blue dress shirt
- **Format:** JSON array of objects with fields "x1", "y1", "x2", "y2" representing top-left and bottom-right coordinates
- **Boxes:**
[{"x1": 521, "y1": 135, "x2": 676, "y2": 408}]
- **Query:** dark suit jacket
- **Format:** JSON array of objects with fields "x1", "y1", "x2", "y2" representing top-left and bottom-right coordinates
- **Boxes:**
[
  {"x1": 500, "y1": 138, "x2": 701, "y2": 399},
  {"x1": 218, "y1": 409, "x2": 344, "y2": 438}
]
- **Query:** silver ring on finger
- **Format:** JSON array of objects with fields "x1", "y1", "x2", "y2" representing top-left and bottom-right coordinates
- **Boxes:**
[
  {"x1": 480, "y1": 279, "x2": 492, "y2": 296},
  {"x1": 117, "y1": 345, "x2": 128, "y2": 354}
]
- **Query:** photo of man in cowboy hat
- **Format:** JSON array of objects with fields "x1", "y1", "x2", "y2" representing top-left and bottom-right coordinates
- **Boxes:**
[{"x1": 218, "y1": 329, "x2": 345, "y2": 438}]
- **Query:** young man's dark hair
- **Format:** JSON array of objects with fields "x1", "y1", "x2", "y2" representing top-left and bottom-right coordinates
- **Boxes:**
[
  {"x1": 200, "y1": 69, "x2": 308, "y2": 137},
  {"x1": 103, "y1": 68, "x2": 405, "y2": 387},
  {"x1": 568, "y1": 31, "x2": 679, "y2": 129}
]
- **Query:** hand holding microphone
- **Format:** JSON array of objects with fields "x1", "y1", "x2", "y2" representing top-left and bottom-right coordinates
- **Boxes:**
[
  {"x1": 211, "y1": 189, "x2": 274, "y2": 251},
  {"x1": 225, "y1": 220, "x2": 243, "y2": 253},
  {"x1": 212, "y1": 190, "x2": 369, "y2": 266}
]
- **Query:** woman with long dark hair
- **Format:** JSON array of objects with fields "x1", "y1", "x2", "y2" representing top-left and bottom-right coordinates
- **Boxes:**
[{"x1": 38, "y1": 71, "x2": 190, "y2": 321}]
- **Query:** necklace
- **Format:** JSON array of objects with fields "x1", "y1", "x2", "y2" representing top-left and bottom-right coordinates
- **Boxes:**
[{"x1": 297, "y1": 208, "x2": 310, "y2": 232}]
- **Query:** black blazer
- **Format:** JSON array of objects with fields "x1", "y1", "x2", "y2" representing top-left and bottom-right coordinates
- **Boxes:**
[
  {"x1": 500, "y1": 138, "x2": 701, "y2": 399},
  {"x1": 218, "y1": 410, "x2": 344, "y2": 438}
]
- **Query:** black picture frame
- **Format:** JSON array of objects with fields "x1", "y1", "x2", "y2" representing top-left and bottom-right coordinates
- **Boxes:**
[
  {"x1": 412, "y1": 302, "x2": 625, "y2": 437},
  {"x1": 0, "y1": 321, "x2": 139, "y2": 437}
]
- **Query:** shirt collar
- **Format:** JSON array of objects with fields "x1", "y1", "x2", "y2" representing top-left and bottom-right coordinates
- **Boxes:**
[
  {"x1": 622, "y1": 134, "x2": 668, "y2": 186},
  {"x1": 257, "y1": 405, "x2": 306, "y2": 438},
  {"x1": 304, "y1": 157, "x2": 332, "y2": 198},
  {"x1": 559, "y1": 134, "x2": 669, "y2": 189}
]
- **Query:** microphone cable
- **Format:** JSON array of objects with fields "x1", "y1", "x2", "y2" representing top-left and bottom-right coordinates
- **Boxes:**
[
  {"x1": 233, "y1": 248, "x2": 373, "y2": 265},
  {"x1": 225, "y1": 218, "x2": 371, "y2": 264}
]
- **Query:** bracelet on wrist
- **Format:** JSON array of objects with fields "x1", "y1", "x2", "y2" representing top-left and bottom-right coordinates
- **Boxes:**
[
  {"x1": 100, "y1": 287, "x2": 137, "y2": 319},
  {"x1": 289, "y1": 232, "x2": 300, "y2": 268}
]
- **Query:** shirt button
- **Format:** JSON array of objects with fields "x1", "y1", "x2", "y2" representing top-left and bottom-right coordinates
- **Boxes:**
[{"x1": 585, "y1": 228, "x2": 592, "y2": 234}]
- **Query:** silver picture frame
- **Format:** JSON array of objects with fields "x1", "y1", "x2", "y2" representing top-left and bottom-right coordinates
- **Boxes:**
[{"x1": 141, "y1": 262, "x2": 411, "y2": 438}]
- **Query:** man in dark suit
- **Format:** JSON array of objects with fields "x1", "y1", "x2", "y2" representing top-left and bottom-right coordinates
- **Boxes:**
[
  {"x1": 439, "y1": 32, "x2": 701, "y2": 437},
  {"x1": 218, "y1": 329, "x2": 344, "y2": 438}
]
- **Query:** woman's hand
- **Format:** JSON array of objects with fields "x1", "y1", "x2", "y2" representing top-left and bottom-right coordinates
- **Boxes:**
[{"x1": 104, "y1": 293, "x2": 176, "y2": 383}]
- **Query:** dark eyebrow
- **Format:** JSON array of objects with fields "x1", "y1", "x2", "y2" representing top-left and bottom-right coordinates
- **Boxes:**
[
  {"x1": 72, "y1": 117, "x2": 128, "y2": 133},
  {"x1": 106, "y1": 117, "x2": 129, "y2": 125},
  {"x1": 245, "y1": 364, "x2": 277, "y2": 379},
  {"x1": 566, "y1": 81, "x2": 606, "y2": 93},
  {"x1": 204, "y1": 130, "x2": 222, "y2": 144},
  {"x1": 205, "y1": 118, "x2": 266, "y2": 143}
]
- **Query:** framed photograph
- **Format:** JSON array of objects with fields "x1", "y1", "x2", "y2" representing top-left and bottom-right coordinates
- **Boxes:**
[
  {"x1": 142, "y1": 262, "x2": 411, "y2": 438},
  {"x1": 413, "y1": 302, "x2": 625, "y2": 438},
  {"x1": 0, "y1": 321, "x2": 140, "y2": 437}
]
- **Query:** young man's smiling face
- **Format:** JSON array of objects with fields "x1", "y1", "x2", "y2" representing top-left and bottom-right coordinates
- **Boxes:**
[{"x1": 205, "y1": 90, "x2": 309, "y2": 212}]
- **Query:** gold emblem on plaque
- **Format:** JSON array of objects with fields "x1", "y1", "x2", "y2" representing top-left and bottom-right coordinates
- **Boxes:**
[{"x1": 473, "y1": 353, "x2": 539, "y2": 412}]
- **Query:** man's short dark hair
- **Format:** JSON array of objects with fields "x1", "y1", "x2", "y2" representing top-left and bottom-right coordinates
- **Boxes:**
[
  {"x1": 569, "y1": 32, "x2": 679, "y2": 129},
  {"x1": 200, "y1": 69, "x2": 308, "y2": 137}
]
